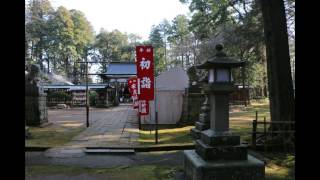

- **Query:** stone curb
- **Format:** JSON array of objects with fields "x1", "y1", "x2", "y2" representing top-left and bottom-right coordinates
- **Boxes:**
[
  {"x1": 25, "y1": 144, "x2": 195, "y2": 152},
  {"x1": 26, "y1": 144, "x2": 261, "y2": 152},
  {"x1": 25, "y1": 147, "x2": 50, "y2": 151}
]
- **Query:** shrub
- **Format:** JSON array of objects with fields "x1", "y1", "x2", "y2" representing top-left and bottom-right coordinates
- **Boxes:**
[{"x1": 89, "y1": 91, "x2": 97, "y2": 106}]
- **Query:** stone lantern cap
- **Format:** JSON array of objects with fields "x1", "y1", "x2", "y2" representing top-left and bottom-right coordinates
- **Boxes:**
[{"x1": 196, "y1": 44, "x2": 246, "y2": 69}]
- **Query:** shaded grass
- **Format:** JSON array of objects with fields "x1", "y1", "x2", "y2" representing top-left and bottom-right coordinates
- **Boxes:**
[
  {"x1": 138, "y1": 100, "x2": 271, "y2": 146},
  {"x1": 25, "y1": 125, "x2": 85, "y2": 147},
  {"x1": 264, "y1": 152, "x2": 295, "y2": 180},
  {"x1": 265, "y1": 164, "x2": 294, "y2": 180},
  {"x1": 26, "y1": 162, "x2": 293, "y2": 180},
  {"x1": 136, "y1": 99, "x2": 295, "y2": 179},
  {"x1": 230, "y1": 100, "x2": 271, "y2": 120},
  {"x1": 26, "y1": 164, "x2": 183, "y2": 180},
  {"x1": 230, "y1": 100, "x2": 271, "y2": 143}
]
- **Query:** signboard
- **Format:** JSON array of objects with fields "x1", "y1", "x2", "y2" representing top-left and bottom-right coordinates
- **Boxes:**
[
  {"x1": 72, "y1": 91, "x2": 86, "y2": 101},
  {"x1": 136, "y1": 46, "x2": 154, "y2": 101},
  {"x1": 72, "y1": 91, "x2": 86, "y2": 105},
  {"x1": 128, "y1": 77, "x2": 139, "y2": 109}
]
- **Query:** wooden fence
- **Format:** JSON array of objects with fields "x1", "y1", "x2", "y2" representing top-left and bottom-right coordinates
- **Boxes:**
[
  {"x1": 229, "y1": 88, "x2": 250, "y2": 106},
  {"x1": 252, "y1": 111, "x2": 295, "y2": 152}
]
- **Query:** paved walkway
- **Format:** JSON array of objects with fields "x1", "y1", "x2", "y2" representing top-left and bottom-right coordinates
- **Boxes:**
[
  {"x1": 45, "y1": 105, "x2": 140, "y2": 157},
  {"x1": 68, "y1": 105, "x2": 139, "y2": 147}
]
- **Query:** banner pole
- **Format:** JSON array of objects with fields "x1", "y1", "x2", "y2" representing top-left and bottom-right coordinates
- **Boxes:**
[
  {"x1": 138, "y1": 112, "x2": 141, "y2": 130},
  {"x1": 154, "y1": 48, "x2": 158, "y2": 144},
  {"x1": 85, "y1": 52, "x2": 89, "y2": 127}
]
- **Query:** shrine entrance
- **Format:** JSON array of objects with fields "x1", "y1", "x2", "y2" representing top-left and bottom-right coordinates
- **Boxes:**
[{"x1": 99, "y1": 62, "x2": 137, "y2": 105}]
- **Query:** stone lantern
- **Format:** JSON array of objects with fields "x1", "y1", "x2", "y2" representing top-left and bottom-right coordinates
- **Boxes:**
[{"x1": 183, "y1": 44, "x2": 265, "y2": 180}]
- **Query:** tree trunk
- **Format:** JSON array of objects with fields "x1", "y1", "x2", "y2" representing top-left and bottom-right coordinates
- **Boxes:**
[
  {"x1": 181, "y1": 52, "x2": 184, "y2": 69},
  {"x1": 181, "y1": 37, "x2": 184, "y2": 69},
  {"x1": 47, "y1": 57, "x2": 50, "y2": 74},
  {"x1": 73, "y1": 61, "x2": 77, "y2": 84},
  {"x1": 53, "y1": 55, "x2": 56, "y2": 72},
  {"x1": 186, "y1": 53, "x2": 190, "y2": 68},
  {"x1": 25, "y1": 40, "x2": 29, "y2": 59},
  {"x1": 38, "y1": 37, "x2": 44, "y2": 71},
  {"x1": 261, "y1": 45, "x2": 268, "y2": 97},
  {"x1": 164, "y1": 40, "x2": 168, "y2": 70},
  {"x1": 38, "y1": 51, "x2": 43, "y2": 71},
  {"x1": 259, "y1": 0, "x2": 295, "y2": 123},
  {"x1": 31, "y1": 41, "x2": 34, "y2": 60},
  {"x1": 65, "y1": 56, "x2": 69, "y2": 78}
]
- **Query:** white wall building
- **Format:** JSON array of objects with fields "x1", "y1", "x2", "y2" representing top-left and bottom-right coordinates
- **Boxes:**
[{"x1": 141, "y1": 67, "x2": 189, "y2": 125}]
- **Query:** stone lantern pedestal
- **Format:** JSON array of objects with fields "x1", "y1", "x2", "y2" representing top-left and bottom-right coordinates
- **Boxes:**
[
  {"x1": 184, "y1": 150, "x2": 264, "y2": 180},
  {"x1": 184, "y1": 85, "x2": 264, "y2": 180}
]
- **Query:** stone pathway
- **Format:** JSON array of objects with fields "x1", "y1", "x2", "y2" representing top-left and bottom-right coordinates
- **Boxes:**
[{"x1": 45, "y1": 105, "x2": 140, "y2": 157}]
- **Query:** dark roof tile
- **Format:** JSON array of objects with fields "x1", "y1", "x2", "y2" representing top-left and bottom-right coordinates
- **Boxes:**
[{"x1": 105, "y1": 62, "x2": 136, "y2": 75}]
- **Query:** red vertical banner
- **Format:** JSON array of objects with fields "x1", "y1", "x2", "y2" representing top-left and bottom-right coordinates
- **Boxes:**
[
  {"x1": 138, "y1": 100, "x2": 149, "y2": 115},
  {"x1": 128, "y1": 76, "x2": 137, "y2": 96},
  {"x1": 127, "y1": 77, "x2": 139, "y2": 109},
  {"x1": 127, "y1": 77, "x2": 134, "y2": 95},
  {"x1": 136, "y1": 46, "x2": 154, "y2": 101},
  {"x1": 132, "y1": 94, "x2": 139, "y2": 109}
]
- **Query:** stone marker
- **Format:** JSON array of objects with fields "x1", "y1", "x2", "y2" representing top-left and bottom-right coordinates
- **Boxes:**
[
  {"x1": 85, "y1": 148, "x2": 135, "y2": 154},
  {"x1": 190, "y1": 93, "x2": 210, "y2": 139},
  {"x1": 25, "y1": 64, "x2": 48, "y2": 126}
]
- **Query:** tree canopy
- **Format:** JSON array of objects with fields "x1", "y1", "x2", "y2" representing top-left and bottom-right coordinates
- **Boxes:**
[
  {"x1": 25, "y1": 0, "x2": 139, "y2": 83},
  {"x1": 175, "y1": 0, "x2": 295, "y2": 122},
  {"x1": 25, "y1": 0, "x2": 295, "y2": 124}
]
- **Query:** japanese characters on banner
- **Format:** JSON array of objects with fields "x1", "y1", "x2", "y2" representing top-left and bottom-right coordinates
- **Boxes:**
[
  {"x1": 127, "y1": 77, "x2": 139, "y2": 109},
  {"x1": 136, "y1": 46, "x2": 154, "y2": 101},
  {"x1": 136, "y1": 45, "x2": 154, "y2": 115}
]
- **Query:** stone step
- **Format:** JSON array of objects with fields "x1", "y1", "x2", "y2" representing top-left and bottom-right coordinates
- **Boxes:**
[
  {"x1": 84, "y1": 148, "x2": 135, "y2": 154},
  {"x1": 190, "y1": 128, "x2": 201, "y2": 139},
  {"x1": 44, "y1": 148, "x2": 86, "y2": 158}
]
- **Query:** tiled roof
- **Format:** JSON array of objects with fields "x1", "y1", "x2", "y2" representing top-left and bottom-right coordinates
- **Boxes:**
[
  {"x1": 104, "y1": 62, "x2": 136, "y2": 75},
  {"x1": 43, "y1": 84, "x2": 109, "y2": 90}
]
